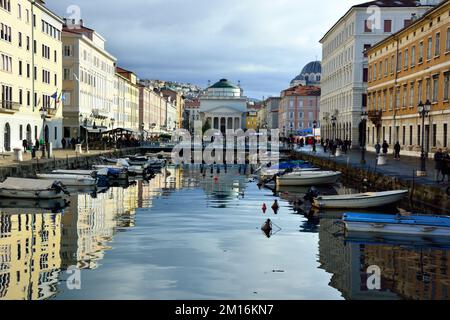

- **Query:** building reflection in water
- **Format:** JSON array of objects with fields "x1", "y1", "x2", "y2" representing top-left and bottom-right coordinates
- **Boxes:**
[
  {"x1": 318, "y1": 218, "x2": 450, "y2": 300},
  {"x1": 0, "y1": 168, "x2": 183, "y2": 300}
]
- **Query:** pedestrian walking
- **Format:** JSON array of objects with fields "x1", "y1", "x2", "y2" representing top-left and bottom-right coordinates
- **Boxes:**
[
  {"x1": 434, "y1": 148, "x2": 444, "y2": 182},
  {"x1": 22, "y1": 139, "x2": 28, "y2": 153},
  {"x1": 375, "y1": 142, "x2": 381, "y2": 155},
  {"x1": 61, "y1": 138, "x2": 67, "y2": 149},
  {"x1": 394, "y1": 142, "x2": 401, "y2": 160},
  {"x1": 382, "y1": 140, "x2": 389, "y2": 154}
]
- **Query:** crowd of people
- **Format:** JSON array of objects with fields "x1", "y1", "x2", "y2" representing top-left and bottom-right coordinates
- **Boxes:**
[
  {"x1": 434, "y1": 148, "x2": 450, "y2": 183},
  {"x1": 320, "y1": 138, "x2": 352, "y2": 156}
]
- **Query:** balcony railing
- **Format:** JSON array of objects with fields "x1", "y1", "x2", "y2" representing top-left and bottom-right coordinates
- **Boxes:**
[
  {"x1": 0, "y1": 101, "x2": 20, "y2": 113},
  {"x1": 47, "y1": 107, "x2": 58, "y2": 117},
  {"x1": 368, "y1": 110, "x2": 382, "y2": 126}
]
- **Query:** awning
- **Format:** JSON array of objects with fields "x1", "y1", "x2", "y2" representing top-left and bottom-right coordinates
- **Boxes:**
[{"x1": 81, "y1": 125, "x2": 108, "y2": 133}]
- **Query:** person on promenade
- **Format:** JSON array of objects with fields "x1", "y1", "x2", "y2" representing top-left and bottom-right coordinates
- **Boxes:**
[
  {"x1": 442, "y1": 152, "x2": 450, "y2": 183},
  {"x1": 434, "y1": 148, "x2": 444, "y2": 182},
  {"x1": 382, "y1": 140, "x2": 389, "y2": 155},
  {"x1": 61, "y1": 138, "x2": 67, "y2": 150},
  {"x1": 375, "y1": 142, "x2": 381, "y2": 156},
  {"x1": 22, "y1": 139, "x2": 28, "y2": 153},
  {"x1": 394, "y1": 142, "x2": 401, "y2": 160}
]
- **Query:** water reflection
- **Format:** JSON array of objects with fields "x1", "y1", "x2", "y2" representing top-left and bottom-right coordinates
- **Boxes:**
[{"x1": 0, "y1": 166, "x2": 449, "y2": 300}]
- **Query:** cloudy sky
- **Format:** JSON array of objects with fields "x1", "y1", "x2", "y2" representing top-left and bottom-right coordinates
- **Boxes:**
[{"x1": 47, "y1": 0, "x2": 363, "y2": 99}]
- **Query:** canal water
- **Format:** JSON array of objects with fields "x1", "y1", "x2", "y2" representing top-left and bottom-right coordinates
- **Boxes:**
[{"x1": 0, "y1": 166, "x2": 449, "y2": 300}]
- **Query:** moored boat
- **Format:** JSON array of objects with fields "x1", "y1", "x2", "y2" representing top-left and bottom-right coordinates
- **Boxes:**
[
  {"x1": 276, "y1": 171, "x2": 341, "y2": 186},
  {"x1": 343, "y1": 213, "x2": 450, "y2": 237},
  {"x1": 0, "y1": 178, "x2": 69, "y2": 199},
  {"x1": 36, "y1": 174, "x2": 96, "y2": 186},
  {"x1": 313, "y1": 190, "x2": 408, "y2": 209}
]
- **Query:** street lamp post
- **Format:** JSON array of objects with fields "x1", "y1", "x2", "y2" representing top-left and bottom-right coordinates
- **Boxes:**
[
  {"x1": 360, "y1": 111, "x2": 368, "y2": 165},
  {"x1": 331, "y1": 115, "x2": 337, "y2": 141},
  {"x1": 39, "y1": 108, "x2": 48, "y2": 159},
  {"x1": 417, "y1": 100, "x2": 431, "y2": 176},
  {"x1": 312, "y1": 120, "x2": 317, "y2": 153}
]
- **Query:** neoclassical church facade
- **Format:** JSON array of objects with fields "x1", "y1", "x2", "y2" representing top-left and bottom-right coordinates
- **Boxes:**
[{"x1": 199, "y1": 79, "x2": 247, "y2": 132}]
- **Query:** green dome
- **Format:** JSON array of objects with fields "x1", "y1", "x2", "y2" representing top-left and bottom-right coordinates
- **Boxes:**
[{"x1": 210, "y1": 79, "x2": 238, "y2": 89}]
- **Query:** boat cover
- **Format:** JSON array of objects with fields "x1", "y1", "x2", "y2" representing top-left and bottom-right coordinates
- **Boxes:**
[
  {"x1": 343, "y1": 213, "x2": 450, "y2": 228},
  {"x1": 0, "y1": 178, "x2": 57, "y2": 191}
]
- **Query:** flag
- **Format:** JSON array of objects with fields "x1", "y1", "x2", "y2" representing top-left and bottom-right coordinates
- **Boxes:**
[{"x1": 51, "y1": 92, "x2": 58, "y2": 100}]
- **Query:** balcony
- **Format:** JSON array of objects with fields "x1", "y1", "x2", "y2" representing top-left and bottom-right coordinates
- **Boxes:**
[
  {"x1": 47, "y1": 107, "x2": 58, "y2": 117},
  {"x1": 0, "y1": 101, "x2": 20, "y2": 113},
  {"x1": 368, "y1": 110, "x2": 382, "y2": 126},
  {"x1": 92, "y1": 108, "x2": 109, "y2": 120}
]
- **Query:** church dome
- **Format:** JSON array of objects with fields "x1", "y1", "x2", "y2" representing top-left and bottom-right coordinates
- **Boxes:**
[
  {"x1": 290, "y1": 61, "x2": 322, "y2": 87},
  {"x1": 209, "y1": 79, "x2": 239, "y2": 89}
]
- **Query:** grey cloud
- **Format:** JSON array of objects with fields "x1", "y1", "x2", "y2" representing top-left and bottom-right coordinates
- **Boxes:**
[{"x1": 47, "y1": 0, "x2": 362, "y2": 98}]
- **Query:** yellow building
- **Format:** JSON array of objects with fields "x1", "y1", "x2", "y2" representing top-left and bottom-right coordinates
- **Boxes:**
[
  {"x1": 246, "y1": 110, "x2": 258, "y2": 130},
  {"x1": 0, "y1": 0, "x2": 63, "y2": 151},
  {"x1": 0, "y1": 212, "x2": 62, "y2": 300},
  {"x1": 115, "y1": 66, "x2": 139, "y2": 132},
  {"x1": 367, "y1": 1, "x2": 450, "y2": 156}
]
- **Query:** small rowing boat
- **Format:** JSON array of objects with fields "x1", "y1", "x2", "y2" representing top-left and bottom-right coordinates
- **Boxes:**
[
  {"x1": 313, "y1": 190, "x2": 408, "y2": 209},
  {"x1": 36, "y1": 174, "x2": 96, "y2": 186},
  {"x1": 343, "y1": 213, "x2": 450, "y2": 237},
  {"x1": 0, "y1": 178, "x2": 69, "y2": 199}
]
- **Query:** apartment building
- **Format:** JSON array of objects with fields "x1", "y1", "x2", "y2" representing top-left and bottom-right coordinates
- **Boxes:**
[
  {"x1": 0, "y1": 0, "x2": 63, "y2": 151},
  {"x1": 319, "y1": 0, "x2": 438, "y2": 147},
  {"x1": 115, "y1": 66, "x2": 139, "y2": 131},
  {"x1": 366, "y1": 0, "x2": 450, "y2": 156},
  {"x1": 61, "y1": 19, "x2": 117, "y2": 140},
  {"x1": 279, "y1": 85, "x2": 321, "y2": 137}
]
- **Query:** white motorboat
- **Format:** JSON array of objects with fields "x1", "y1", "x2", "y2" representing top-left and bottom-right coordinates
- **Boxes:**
[
  {"x1": 259, "y1": 167, "x2": 321, "y2": 181},
  {"x1": 276, "y1": 171, "x2": 341, "y2": 186},
  {"x1": 343, "y1": 213, "x2": 450, "y2": 237},
  {"x1": 36, "y1": 174, "x2": 96, "y2": 186},
  {"x1": 93, "y1": 163, "x2": 145, "y2": 176},
  {"x1": 52, "y1": 169, "x2": 97, "y2": 177},
  {"x1": 0, "y1": 178, "x2": 69, "y2": 199},
  {"x1": 313, "y1": 190, "x2": 408, "y2": 209}
]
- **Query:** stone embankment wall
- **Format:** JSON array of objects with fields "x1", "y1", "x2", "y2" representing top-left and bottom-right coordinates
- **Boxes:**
[
  {"x1": 293, "y1": 152, "x2": 450, "y2": 212},
  {"x1": 0, "y1": 148, "x2": 140, "y2": 181}
]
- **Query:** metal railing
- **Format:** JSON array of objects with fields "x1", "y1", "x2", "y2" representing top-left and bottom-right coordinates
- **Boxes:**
[{"x1": 0, "y1": 101, "x2": 20, "y2": 112}]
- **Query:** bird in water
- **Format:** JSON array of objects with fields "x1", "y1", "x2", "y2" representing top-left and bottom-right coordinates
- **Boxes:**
[
  {"x1": 271, "y1": 200, "x2": 279, "y2": 214},
  {"x1": 262, "y1": 203, "x2": 267, "y2": 214}
]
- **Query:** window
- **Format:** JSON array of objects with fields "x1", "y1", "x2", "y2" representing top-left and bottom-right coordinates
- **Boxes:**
[
  {"x1": 444, "y1": 72, "x2": 450, "y2": 100},
  {"x1": 435, "y1": 32, "x2": 441, "y2": 57},
  {"x1": 18, "y1": 60, "x2": 22, "y2": 76},
  {"x1": 26, "y1": 36, "x2": 30, "y2": 50},
  {"x1": 444, "y1": 123, "x2": 448, "y2": 148},
  {"x1": 18, "y1": 32, "x2": 22, "y2": 47},
  {"x1": 397, "y1": 52, "x2": 402, "y2": 71},
  {"x1": 384, "y1": 20, "x2": 392, "y2": 33},
  {"x1": 417, "y1": 125, "x2": 421, "y2": 145},
  {"x1": 384, "y1": 59, "x2": 388, "y2": 76},
  {"x1": 26, "y1": 63, "x2": 30, "y2": 78},
  {"x1": 396, "y1": 87, "x2": 400, "y2": 109},
  {"x1": 446, "y1": 28, "x2": 450, "y2": 52},
  {"x1": 418, "y1": 80, "x2": 423, "y2": 103},
  {"x1": 26, "y1": 91, "x2": 30, "y2": 106},
  {"x1": 0, "y1": 0, "x2": 11, "y2": 12},
  {"x1": 19, "y1": 89, "x2": 22, "y2": 105},
  {"x1": 411, "y1": 46, "x2": 416, "y2": 67},
  {"x1": 404, "y1": 49, "x2": 409, "y2": 69},
  {"x1": 54, "y1": 127, "x2": 57, "y2": 140},
  {"x1": 432, "y1": 75, "x2": 439, "y2": 102},
  {"x1": 0, "y1": 23, "x2": 12, "y2": 42},
  {"x1": 410, "y1": 82, "x2": 415, "y2": 107},
  {"x1": 419, "y1": 41, "x2": 424, "y2": 63},
  {"x1": 364, "y1": 20, "x2": 372, "y2": 33},
  {"x1": 17, "y1": 3, "x2": 21, "y2": 19},
  {"x1": 404, "y1": 19, "x2": 412, "y2": 28},
  {"x1": 63, "y1": 68, "x2": 71, "y2": 80},
  {"x1": 402, "y1": 126, "x2": 406, "y2": 145},
  {"x1": 363, "y1": 44, "x2": 371, "y2": 57},
  {"x1": 402, "y1": 85, "x2": 407, "y2": 108},
  {"x1": 409, "y1": 126, "x2": 413, "y2": 146},
  {"x1": 433, "y1": 123, "x2": 437, "y2": 147},
  {"x1": 391, "y1": 55, "x2": 395, "y2": 74},
  {"x1": 63, "y1": 45, "x2": 72, "y2": 57},
  {"x1": 0, "y1": 54, "x2": 12, "y2": 72},
  {"x1": 427, "y1": 37, "x2": 432, "y2": 60},
  {"x1": 363, "y1": 67, "x2": 368, "y2": 82}
]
